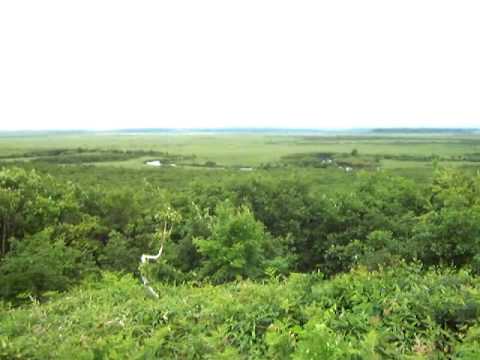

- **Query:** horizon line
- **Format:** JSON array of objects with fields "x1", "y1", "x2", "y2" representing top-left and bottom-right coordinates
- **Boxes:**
[{"x1": 1, "y1": 126, "x2": 479, "y2": 133}]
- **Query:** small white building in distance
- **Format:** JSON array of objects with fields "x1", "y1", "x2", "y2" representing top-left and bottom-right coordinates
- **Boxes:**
[{"x1": 146, "y1": 160, "x2": 162, "y2": 167}]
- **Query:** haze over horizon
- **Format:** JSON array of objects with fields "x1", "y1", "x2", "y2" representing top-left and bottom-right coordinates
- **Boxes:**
[
  {"x1": 1, "y1": 126, "x2": 479, "y2": 133},
  {"x1": 1, "y1": 1, "x2": 480, "y2": 131}
]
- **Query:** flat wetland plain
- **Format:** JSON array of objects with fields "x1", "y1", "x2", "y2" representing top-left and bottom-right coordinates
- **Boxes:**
[{"x1": 1, "y1": 130, "x2": 479, "y2": 192}]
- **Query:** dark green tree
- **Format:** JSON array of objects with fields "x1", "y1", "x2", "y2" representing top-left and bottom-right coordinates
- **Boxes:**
[
  {"x1": 194, "y1": 201, "x2": 270, "y2": 282},
  {"x1": 0, "y1": 229, "x2": 94, "y2": 299}
]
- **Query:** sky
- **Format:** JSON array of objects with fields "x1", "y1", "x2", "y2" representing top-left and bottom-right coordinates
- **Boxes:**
[{"x1": 1, "y1": 1, "x2": 480, "y2": 131}]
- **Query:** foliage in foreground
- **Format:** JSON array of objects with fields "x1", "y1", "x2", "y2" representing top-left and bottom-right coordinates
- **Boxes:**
[{"x1": 2, "y1": 265, "x2": 480, "y2": 359}]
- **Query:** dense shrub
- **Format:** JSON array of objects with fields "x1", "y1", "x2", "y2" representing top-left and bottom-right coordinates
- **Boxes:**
[
  {"x1": 193, "y1": 201, "x2": 275, "y2": 282},
  {"x1": 98, "y1": 231, "x2": 143, "y2": 274},
  {"x1": 0, "y1": 230, "x2": 95, "y2": 299},
  {"x1": 1, "y1": 166, "x2": 480, "y2": 300},
  {"x1": 2, "y1": 266, "x2": 480, "y2": 359}
]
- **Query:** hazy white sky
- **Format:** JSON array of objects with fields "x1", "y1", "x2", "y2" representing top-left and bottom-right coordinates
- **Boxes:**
[{"x1": 1, "y1": 1, "x2": 480, "y2": 130}]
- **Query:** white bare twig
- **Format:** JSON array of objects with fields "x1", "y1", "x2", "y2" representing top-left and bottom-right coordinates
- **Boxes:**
[
  {"x1": 139, "y1": 211, "x2": 178, "y2": 298},
  {"x1": 140, "y1": 246, "x2": 164, "y2": 298}
]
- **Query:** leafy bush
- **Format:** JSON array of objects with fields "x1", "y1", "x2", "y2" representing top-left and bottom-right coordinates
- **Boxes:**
[
  {"x1": 193, "y1": 201, "x2": 272, "y2": 282},
  {"x1": 0, "y1": 229, "x2": 95, "y2": 300},
  {"x1": 98, "y1": 231, "x2": 143, "y2": 274}
]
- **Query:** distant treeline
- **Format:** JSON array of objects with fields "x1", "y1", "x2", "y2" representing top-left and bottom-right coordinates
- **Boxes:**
[
  {"x1": 0, "y1": 148, "x2": 195, "y2": 164},
  {"x1": 372, "y1": 128, "x2": 478, "y2": 134},
  {"x1": 1, "y1": 128, "x2": 478, "y2": 139},
  {"x1": 280, "y1": 151, "x2": 480, "y2": 169},
  {"x1": 115, "y1": 128, "x2": 334, "y2": 134}
]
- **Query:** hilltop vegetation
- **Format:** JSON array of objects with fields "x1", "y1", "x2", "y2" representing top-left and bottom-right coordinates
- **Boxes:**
[
  {"x1": 4, "y1": 266, "x2": 480, "y2": 359},
  {"x1": 1, "y1": 132, "x2": 480, "y2": 358}
]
